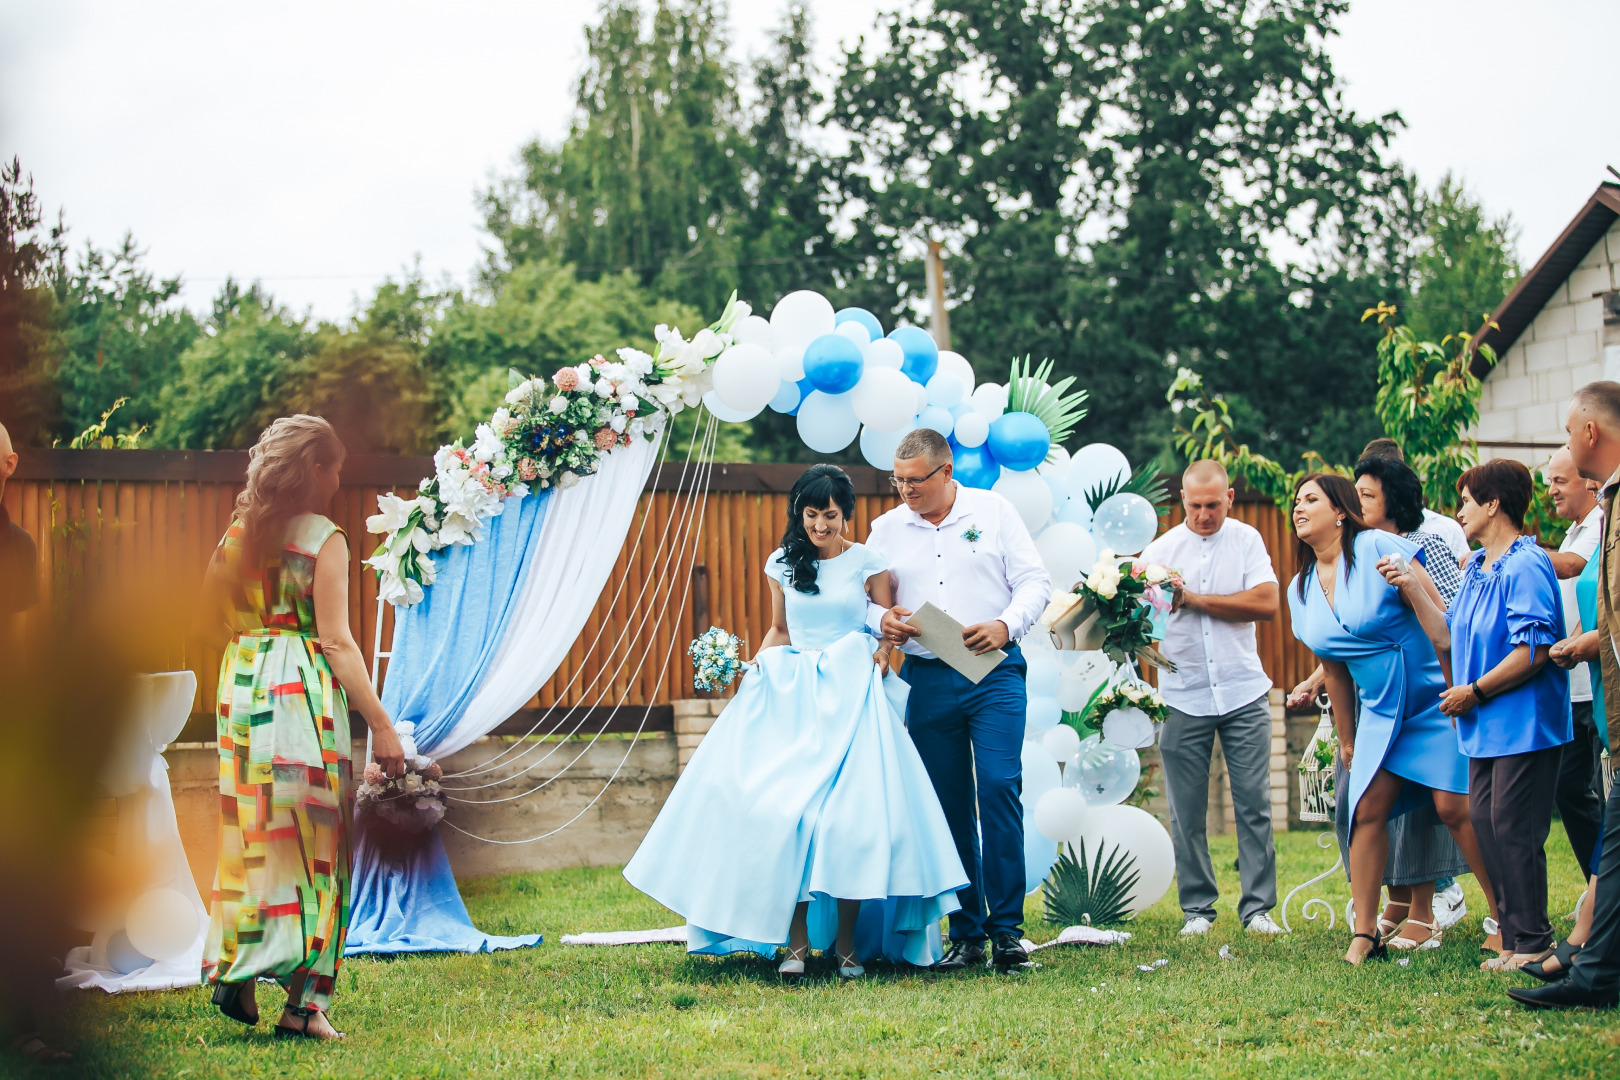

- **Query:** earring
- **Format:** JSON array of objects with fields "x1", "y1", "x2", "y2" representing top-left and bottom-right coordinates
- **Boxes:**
[{"x1": 1336, "y1": 519, "x2": 1343, "y2": 528}]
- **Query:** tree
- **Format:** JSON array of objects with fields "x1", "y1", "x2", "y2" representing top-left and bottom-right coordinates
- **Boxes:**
[
  {"x1": 1403, "y1": 172, "x2": 1521, "y2": 344},
  {"x1": 831, "y1": 0, "x2": 1407, "y2": 467},
  {"x1": 0, "y1": 158, "x2": 62, "y2": 446}
]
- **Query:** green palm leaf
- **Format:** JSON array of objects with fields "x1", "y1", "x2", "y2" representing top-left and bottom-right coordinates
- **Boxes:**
[
  {"x1": 1082, "y1": 461, "x2": 1172, "y2": 513},
  {"x1": 1041, "y1": 838, "x2": 1141, "y2": 927},
  {"x1": 1006, "y1": 355, "x2": 1090, "y2": 453}
]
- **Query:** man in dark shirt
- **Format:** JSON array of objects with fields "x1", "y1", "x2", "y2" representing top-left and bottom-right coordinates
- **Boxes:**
[{"x1": 0, "y1": 421, "x2": 40, "y2": 616}]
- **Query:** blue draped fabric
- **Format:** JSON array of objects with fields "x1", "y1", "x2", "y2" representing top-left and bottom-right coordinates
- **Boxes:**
[{"x1": 346, "y1": 491, "x2": 552, "y2": 955}]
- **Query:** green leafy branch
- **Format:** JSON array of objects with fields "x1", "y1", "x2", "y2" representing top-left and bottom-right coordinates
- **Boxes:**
[{"x1": 55, "y1": 397, "x2": 146, "y2": 450}]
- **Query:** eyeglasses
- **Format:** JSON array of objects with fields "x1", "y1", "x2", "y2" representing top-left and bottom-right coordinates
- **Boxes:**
[{"x1": 889, "y1": 463, "x2": 947, "y2": 490}]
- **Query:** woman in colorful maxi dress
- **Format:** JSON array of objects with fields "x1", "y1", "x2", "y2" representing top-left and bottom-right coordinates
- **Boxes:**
[
  {"x1": 1287, "y1": 474, "x2": 1499, "y2": 965},
  {"x1": 201, "y1": 415, "x2": 405, "y2": 1040}
]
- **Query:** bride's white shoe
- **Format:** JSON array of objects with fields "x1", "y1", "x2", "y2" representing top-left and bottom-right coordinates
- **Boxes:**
[
  {"x1": 835, "y1": 950, "x2": 865, "y2": 979},
  {"x1": 778, "y1": 944, "x2": 808, "y2": 977}
]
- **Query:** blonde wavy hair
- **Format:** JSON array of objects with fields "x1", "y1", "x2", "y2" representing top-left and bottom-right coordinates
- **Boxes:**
[{"x1": 234, "y1": 414, "x2": 346, "y2": 555}]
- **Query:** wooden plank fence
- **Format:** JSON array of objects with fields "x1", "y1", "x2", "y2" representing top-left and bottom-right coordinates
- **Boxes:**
[{"x1": 5, "y1": 450, "x2": 1316, "y2": 735}]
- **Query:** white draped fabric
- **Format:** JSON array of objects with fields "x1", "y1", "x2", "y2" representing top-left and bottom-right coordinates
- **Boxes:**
[{"x1": 428, "y1": 433, "x2": 663, "y2": 759}]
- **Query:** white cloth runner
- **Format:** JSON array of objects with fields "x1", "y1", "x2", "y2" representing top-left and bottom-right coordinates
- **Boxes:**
[
  {"x1": 560, "y1": 926, "x2": 689, "y2": 946},
  {"x1": 430, "y1": 434, "x2": 663, "y2": 759},
  {"x1": 1024, "y1": 925, "x2": 1132, "y2": 950}
]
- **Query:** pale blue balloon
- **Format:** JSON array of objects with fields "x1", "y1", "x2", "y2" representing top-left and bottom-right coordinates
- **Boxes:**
[
  {"x1": 768, "y1": 378, "x2": 803, "y2": 414},
  {"x1": 1024, "y1": 809, "x2": 1059, "y2": 895},
  {"x1": 1091, "y1": 492, "x2": 1159, "y2": 556},
  {"x1": 1026, "y1": 695, "x2": 1061, "y2": 731},
  {"x1": 859, "y1": 422, "x2": 913, "y2": 470},
  {"x1": 918, "y1": 404, "x2": 955, "y2": 436},
  {"x1": 949, "y1": 400, "x2": 974, "y2": 419},
  {"x1": 926, "y1": 373, "x2": 964, "y2": 407},
  {"x1": 1021, "y1": 740, "x2": 1062, "y2": 805},
  {"x1": 835, "y1": 306, "x2": 884, "y2": 341},
  {"x1": 1042, "y1": 474, "x2": 1069, "y2": 513},
  {"x1": 1056, "y1": 492, "x2": 1094, "y2": 529},
  {"x1": 796, "y1": 390, "x2": 861, "y2": 453},
  {"x1": 107, "y1": 929, "x2": 152, "y2": 975}
]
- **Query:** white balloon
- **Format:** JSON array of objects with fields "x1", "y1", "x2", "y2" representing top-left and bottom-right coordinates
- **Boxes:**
[
  {"x1": 1069, "y1": 804, "x2": 1176, "y2": 916},
  {"x1": 1067, "y1": 443, "x2": 1132, "y2": 504},
  {"x1": 865, "y1": 337, "x2": 905, "y2": 369},
  {"x1": 919, "y1": 405, "x2": 954, "y2": 436},
  {"x1": 1021, "y1": 741, "x2": 1062, "y2": 805},
  {"x1": 1032, "y1": 787, "x2": 1092, "y2": 844},
  {"x1": 124, "y1": 887, "x2": 201, "y2": 962},
  {"x1": 1102, "y1": 705, "x2": 1157, "y2": 750},
  {"x1": 1056, "y1": 660, "x2": 1109, "y2": 712},
  {"x1": 971, "y1": 382, "x2": 1007, "y2": 420},
  {"x1": 925, "y1": 373, "x2": 964, "y2": 407},
  {"x1": 1036, "y1": 446, "x2": 1071, "y2": 478},
  {"x1": 796, "y1": 390, "x2": 861, "y2": 453},
  {"x1": 710, "y1": 343, "x2": 779, "y2": 415},
  {"x1": 1033, "y1": 522, "x2": 1099, "y2": 593},
  {"x1": 702, "y1": 389, "x2": 764, "y2": 423},
  {"x1": 993, "y1": 471, "x2": 1054, "y2": 534},
  {"x1": 1092, "y1": 492, "x2": 1160, "y2": 556},
  {"x1": 859, "y1": 422, "x2": 913, "y2": 469},
  {"x1": 913, "y1": 382, "x2": 930, "y2": 414},
  {"x1": 1025, "y1": 653, "x2": 1061, "y2": 697},
  {"x1": 1026, "y1": 695, "x2": 1062, "y2": 731},
  {"x1": 769, "y1": 290, "x2": 837, "y2": 351},
  {"x1": 732, "y1": 314, "x2": 775, "y2": 350},
  {"x1": 775, "y1": 344, "x2": 806, "y2": 382},
  {"x1": 852, "y1": 367, "x2": 920, "y2": 432},
  {"x1": 935, "y1": 350, "x2": 975, "y2": 397},
  {"x1": 953, "y1": 411, "x2": 989, "y2": 448},
  {"x1": 834, "y1": 320, "x2": 872, "y2": 346},
  {"x1": 1042, "y1": 723, "x2": 1081, "y2": 763}
]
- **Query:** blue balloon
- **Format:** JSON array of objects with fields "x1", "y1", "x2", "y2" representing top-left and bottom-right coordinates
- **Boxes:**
[
  {"x1": 952, "y1": 441, "x2": 1000, "y2": 489},
  {"x1": 802, "y1": 333, "x2": 865, "y2": 394},
  {"x1": 949, "y1": 400, "x2": 974, "y2": 419},
  {"x1": 768, "y1": 379, "x2": 803, "y2": 414},
  {"x1": 918, "y1": 404, "x2": 955, "y2": 436},
  {"x1": 106, "y1": 930, "x2": 152, "y2": 975},
  {"x1": 888, "y1": 326, "x2": 939, "y2": 385},
  {"x1": 1024, "y1": 809, "x2": 1059, "y2": 895},
  {"x1": 988, "y1": 411, "x2": 1051, "y2": 472},
  {"x1": 835, "y1": 306, "x2": 884, "y2": 341}
]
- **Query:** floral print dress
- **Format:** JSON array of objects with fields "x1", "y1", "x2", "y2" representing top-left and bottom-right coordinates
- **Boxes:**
[{"x1": 202, "y1": 513, "x2": 351, "y2": 1012}]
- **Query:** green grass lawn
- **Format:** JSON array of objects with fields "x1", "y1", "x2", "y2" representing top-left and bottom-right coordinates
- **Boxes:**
[{"x1": 35, "y1": 830, "x2": 1620, "y2": 1079}]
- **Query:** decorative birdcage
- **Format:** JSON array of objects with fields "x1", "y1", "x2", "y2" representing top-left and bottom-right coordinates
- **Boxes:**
[{"x1": 1297, "y1": 697, "x2": 1337, "y2": 823}]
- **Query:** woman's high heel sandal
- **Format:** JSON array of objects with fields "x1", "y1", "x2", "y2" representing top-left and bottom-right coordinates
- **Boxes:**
[
  {"x1": 211, "y1": 980, "x2": 258, "y2": 1026},
  {"x1": 1388, "y1": 918, "x2": 1442, "y2": 951},
  {"x1": 1377, "y1": 900, "x2": 1410, "y2": 942},
  {"x1": 835, "y1": 950, "x2": 866, "y2": 980},
  {"x1": 1522, "y1": 939, "x2": 1583, "y2": 982},
  {"x1": 778, "y1": 944, "x2": 808, "y2": 978},
  {"x1": 1345, "y1": 931, "x2": 1388, "y2": 966},
  {"x1": 274, "y1": 1006, "x2": 346, "y2": 1041}
]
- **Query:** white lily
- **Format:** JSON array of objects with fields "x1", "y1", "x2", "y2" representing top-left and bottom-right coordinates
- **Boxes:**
[{"x1": 367, "y1": 493, "x2": 415, "y2": 535}]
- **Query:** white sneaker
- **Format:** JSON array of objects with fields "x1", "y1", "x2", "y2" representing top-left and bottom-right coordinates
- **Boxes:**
[
  {"x1": 1180, "y1": 917, "x2": 1214, "y2": 936},
  {"x1": 1245, "y1": 913, "x2": 1286, "y2": 935},
  {"x1": 1434, "y1": 883, "x2": 1467, "y2": 929}
]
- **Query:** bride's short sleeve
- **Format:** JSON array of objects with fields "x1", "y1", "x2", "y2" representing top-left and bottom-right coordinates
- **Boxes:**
[
  {"x1": 764, "y1": 548, "x2": 789, "y2": 585},
  {"x1": 858, "y1": 544, "x2": 889, "y2": 581}
]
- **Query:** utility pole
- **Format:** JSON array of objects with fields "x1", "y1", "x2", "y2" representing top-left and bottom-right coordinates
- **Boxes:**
[{"x1": 925, "y1": 240, "x2": 951, "y2": 352}]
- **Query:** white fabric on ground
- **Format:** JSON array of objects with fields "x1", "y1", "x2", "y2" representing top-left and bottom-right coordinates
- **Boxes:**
[
  {"x1": 1024, "y1": 925, "x2": 1133, "y2": 949},
  {"x1": 560, "y1": 927, "x2": 690, "y2": 946}
]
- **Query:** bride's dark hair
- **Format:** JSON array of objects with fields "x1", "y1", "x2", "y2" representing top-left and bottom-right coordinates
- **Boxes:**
[{"x1": 779, "y1": 464, "x2": 856, "y2": 594}]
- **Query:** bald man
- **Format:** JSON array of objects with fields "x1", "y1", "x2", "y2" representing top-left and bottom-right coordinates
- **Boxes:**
[
  {"x1": 1141, "y1": 460, "x2": 1283, "y2": 937},
  {"x1": 0, "y1": 422, "x2": 40, "y2": 617}
]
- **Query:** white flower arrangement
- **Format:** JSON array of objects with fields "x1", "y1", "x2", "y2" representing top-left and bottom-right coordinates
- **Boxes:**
[{"x1": 366, "y1": 293, "x2": 749, "y2": 606}]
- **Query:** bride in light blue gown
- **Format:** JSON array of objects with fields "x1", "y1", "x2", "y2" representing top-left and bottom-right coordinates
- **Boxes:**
[{"x1": 623, "y1": 465, "x2": 968, "y2": 977}]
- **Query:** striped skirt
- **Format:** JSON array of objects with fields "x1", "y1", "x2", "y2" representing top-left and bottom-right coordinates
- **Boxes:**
[{"x1": 1334, "y1": 759, "x2": 1470, "y2": 886}]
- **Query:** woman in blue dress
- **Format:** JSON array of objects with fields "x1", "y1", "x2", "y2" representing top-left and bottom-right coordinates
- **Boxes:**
[
  {"x1": 624, "y1": 465, "x2": 968, "y2": 978},
  {"x1": 1287, "y1": 474, "x2": 1499, "y2": 965}
]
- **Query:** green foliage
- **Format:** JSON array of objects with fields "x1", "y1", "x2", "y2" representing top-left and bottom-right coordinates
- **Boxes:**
[
  {"x1": 1006, "y1": 356, "x2": 1089, "y2": 451},
  {"x1": 1404, "y1": 173, "x2": 1522, "y2": 345},
  {"x1": 1042, "y1": 838, "x2": 1141, "y2": 927},
  {"x1": 1084, "y1": 461, "x2": 1172, "y2": 515},
  {"x1": 0, "y1": 157, "x2": 63, "y2": 445},
  {"x1": 60, "y1": 397, "x2": 144, "y2": 449},
  {"x1": 1366, "y1": 301, "x2": 1497, "y2": 512}
]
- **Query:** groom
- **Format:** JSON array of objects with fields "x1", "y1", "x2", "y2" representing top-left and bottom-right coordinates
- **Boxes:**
[{"x1": 868, "y1": 428, "x2": 1051, "y2": 971}]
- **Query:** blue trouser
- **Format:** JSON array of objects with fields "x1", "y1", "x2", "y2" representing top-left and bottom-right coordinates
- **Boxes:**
[{"x1": 900, "y1": 646, "x2": 1027, "y2": 944}]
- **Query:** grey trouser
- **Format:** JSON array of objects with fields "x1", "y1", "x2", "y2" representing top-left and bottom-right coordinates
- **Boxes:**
[{"x1": 1159, "y1": 694, "x2": 1278, "y2": 925}]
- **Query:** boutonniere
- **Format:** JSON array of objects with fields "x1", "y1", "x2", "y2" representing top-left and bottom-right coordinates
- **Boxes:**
[{"x1": 961, "y1": 525, "x2": 982, "y2": 552}]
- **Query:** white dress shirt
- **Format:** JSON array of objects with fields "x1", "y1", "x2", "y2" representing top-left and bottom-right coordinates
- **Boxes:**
[
  {"x1": 1140, "y1": 519, "x2": 1278, "y2": 717},
  {"x1": 1561, "y1": 503, "x2": 1605, "y2": 702},
  {"x1": 1421, "y1": 507, "x2": 1470, "y2": 561},
  {"x1": 865, "y1": 482, "x2": 1052, "y2": 657}
]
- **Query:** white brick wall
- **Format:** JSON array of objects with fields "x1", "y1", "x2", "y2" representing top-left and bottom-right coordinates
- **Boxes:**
[{"x1": 1472, "y1": 218, "x2": 1620, "y2": 459}]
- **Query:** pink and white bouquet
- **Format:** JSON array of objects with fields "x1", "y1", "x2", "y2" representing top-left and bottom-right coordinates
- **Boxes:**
[
  {"x1": 1038, "y1": 550, "x2": 1183, "y2": 670},
  {"x1": 355, "y1": 721, "x2": 446, "y2": 858}
]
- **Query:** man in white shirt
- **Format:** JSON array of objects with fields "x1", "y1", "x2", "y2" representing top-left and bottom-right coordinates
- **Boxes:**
[
  {"x1": 1140, "y1": 460, "x2": 1284, "y2": 937},
  {"x1": 1545, "y1": 447, "x2": 1606, "y2": 880},
  {"x1": 871, "y1": 428, "x2": 1051, "y2": 971},
  {"x1": 1361, "y1": 437, "x2": 1470, "y2": 560}
]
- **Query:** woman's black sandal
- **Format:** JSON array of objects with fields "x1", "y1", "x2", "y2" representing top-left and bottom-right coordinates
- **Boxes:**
[
  {"x1": 1522, "y1": 939, "x2": 1582, "y2": 983},
  {"x1": 211, "y1": 981, "x2": 258, "y2": 1026},
  {"x1": 9, "y1": 1032, "x2": 72, "y2": 1064},
  {"x1": 1346, "y1": 931, "x2": 1388, "y2": 965},
  {"x1": 275, "y1": 1005, "x2": 346, "y2": 1041}
]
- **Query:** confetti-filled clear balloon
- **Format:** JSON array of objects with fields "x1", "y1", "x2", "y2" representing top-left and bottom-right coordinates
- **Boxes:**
[
  {"x1": 1067, "y1": 736, "x2": 1141, "y2": 806},
  {"x1": 1091, "y1": 492, "x2": 1159, "y2": 556}
]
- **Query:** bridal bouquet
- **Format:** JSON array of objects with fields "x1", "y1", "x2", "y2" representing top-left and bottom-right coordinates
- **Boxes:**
[
  {"x1": 1038, "y1": 550, "x2": 1182, "y2": 670},
  {"x1": 689, "y1": 626, "x2": 746, "y2": 692},
  {"x1": 367, "y1": 293, "x2": 750, "y2": 607},
  {"x1": 355, "y1": 720, "x2": 446, "y2": 859}
]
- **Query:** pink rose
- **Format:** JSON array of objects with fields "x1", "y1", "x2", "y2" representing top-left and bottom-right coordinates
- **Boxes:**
[
  {"x1": 593, "y1": 428, "x2": 618, "y2": 450},
  {"x1": 363, "y1": 762, "x2": 384, "y2": 785}
]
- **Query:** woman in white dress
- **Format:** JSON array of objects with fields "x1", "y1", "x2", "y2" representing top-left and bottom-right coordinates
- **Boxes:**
[{"x1": 623, "y1": 465, "x2": 968, "y2": 977}]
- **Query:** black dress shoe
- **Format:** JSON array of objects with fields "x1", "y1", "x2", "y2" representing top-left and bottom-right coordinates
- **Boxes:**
[
  {"x1": 933, "y1": 941, "x2": 986, "y2": 972},
  {"x1": 991, "y1": 932, "x2": 1029, "y2": 969},
  {"x1": 1507, "y1": 981, "x2": 1618, "y2": 1010}
]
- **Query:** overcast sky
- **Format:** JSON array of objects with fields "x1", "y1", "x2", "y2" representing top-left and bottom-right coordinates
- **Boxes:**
[{"x1": 2, "y1": 0, "x2": 1615, "y2": 321}]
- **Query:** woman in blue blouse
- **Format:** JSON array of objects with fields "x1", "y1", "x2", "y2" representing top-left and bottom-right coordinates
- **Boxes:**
[
  {"x1": 1288, "y1": 474, "x2": 1499, "y2": 965},
  {"x1": 1439, "y1": 459, "x2": 1573, "y2": 971}
]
